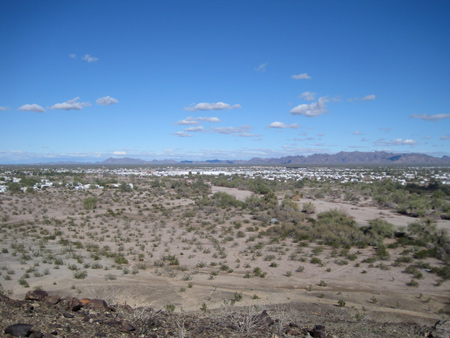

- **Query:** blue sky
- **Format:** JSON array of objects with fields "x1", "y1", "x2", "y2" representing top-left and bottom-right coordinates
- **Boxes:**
[{"x1": 1, "y1": 0, "x2": 449, "y2": 163}]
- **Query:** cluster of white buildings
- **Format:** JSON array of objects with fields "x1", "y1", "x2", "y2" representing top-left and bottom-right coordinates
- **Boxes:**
[{"x1": 0, "y1": 166, "x2": 449, "y2": 193}]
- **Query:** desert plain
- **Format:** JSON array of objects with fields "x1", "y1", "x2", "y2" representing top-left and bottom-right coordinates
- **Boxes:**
[{"x1": 0, "y1": 170, "x2": 449, "y2": 332}]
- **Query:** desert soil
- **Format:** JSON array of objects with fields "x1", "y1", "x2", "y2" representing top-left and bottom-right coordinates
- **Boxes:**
[{"x1": 0, "y1": 184, "x2": 449, "y2": 334}]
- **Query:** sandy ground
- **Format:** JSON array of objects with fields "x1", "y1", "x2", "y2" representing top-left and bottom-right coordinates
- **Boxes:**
[{"x1": 0, "y1": 184, "x2": 449, "y2": 327}]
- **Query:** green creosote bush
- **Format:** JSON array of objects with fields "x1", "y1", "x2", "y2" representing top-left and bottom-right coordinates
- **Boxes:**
[
  {"x1": 73, "y1": 270, "x2": 88, "y2": 279},
  {"x1": 83, "y1": 197, "x2": 98, "y2": 210},
  {"x1": 337, "y1": 299, "x2": 346, "y2": 307}
]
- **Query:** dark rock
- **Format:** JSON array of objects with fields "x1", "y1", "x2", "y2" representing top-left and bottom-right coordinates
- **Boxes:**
[
  {"x1": 66, "y1": 298, "x2": 83, "y2": 312},
  {"x1": 312, "y1": 324, "x2": 327, "y2": 338},
  {"x1": 429, "y1": 320, "x2": 450, "y2": 338},
  {"x1": 121, "y1": 321, "x2": 136, "y2": 332},
  {"x1": 254, "y1": 309, "x2": 275, "y2": 327},
  {"x1": 29, "y1": 331, "x2": 44, "y2": 338},
  {"x1": 63, "y1": 312, "x2": 75, "y2": 318},
  {"x1": 25, "y1": 290, "x2": 48, "y2": 301},
  {"x1": 83, "y1": 299, "x2": 108, "y2": 311},
  {"x1": 45, "y1": 295, "x2": 61, "y2": 305},
  {"x1": 4, "y1": 323, "x2": 33, "y2": 337}
]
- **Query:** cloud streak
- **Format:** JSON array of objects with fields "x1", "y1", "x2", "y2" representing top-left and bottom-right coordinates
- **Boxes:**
[
  {"x1": 0, "y1": 106, "x2": 9, "y2": 111},
  {"x1": 184, "y1": 126, "x2": 204, "y2": 132},
  {"x1": 348, "y1": 94, "x2": 376, "y2": 102},
  {"x1": 267, "y1": 122, "x2": 300, "y2": 129},
  {"x1": 289, "y1": 97, "x2": 328, "y2": 117},
  {"x1": 255, "y1": 62, "x2": 268, "y2": 72},
  {"x1": 299, "y1": 91, "x2": 316, "y2": 101},
  {"x1": 374, "y1": 138, "x2": 417, "y2": 146},
  {"x1": 172, "y1": 131, "x2": 192, "y2": 137},
  {"x1": 184, "y1": 102, "x2": 241, "y2": 111},
  {"x1": 51, "y1": 97, "x2": 91, "y2": 111},
  {"x1": 410, "y1": 113, "x2": 450, "y2": 122},
  {"x1": 291, "y1": 73, "x2": 311, "y2": 80},
  {"x1": 18, "y1": 104, "x2": 45, "y2": 113},
  {"x1": 211, "y1": 125, "x2": 251, "y2": 136},
  {"x1": 175, "y1": 116, "x2": 221, "y2": 125},
  {"x1": 96, "y1": 96, "x2": 118, "y2": 106},
  {"x1": 82, "y1": 54, "x2": 98, "y2": 63}
]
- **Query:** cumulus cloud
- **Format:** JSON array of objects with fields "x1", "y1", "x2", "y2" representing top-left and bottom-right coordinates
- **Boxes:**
[
  {"x1": 51, "y1": 97, "x2": 91, "y2": 111},
  {"x1": 410, "y1": 113, "x2": 450, "y2": 122},
  {"x1": 82, "y1": 54, "x2": 98, "y2": 63},
  {"x1": 289, "y1": 97, "x2": 328, "y2": 117},
  {"x1": 0, "y1": 106, "x2": 9, "y2": 111},
  {"x1": 184, "y1": 102, "x2": 241, "y2": 112},
  {"x1": 267, "y1": 122, "x2": 300, "y2": 129},
  {"x1": 353, "y1": 131, "x2": 361, "y2": 135},
  {"x1": 299, "y1": 91, "x2": 316, "y2": 101},
  {"x1": 18, "y1": 104, "x2": 45, "y2": 113},
  {"x1": 440, "y1": 135, "x2": 450, "y2": 140},
  {"x1": 113, "y1": 151, "x2": 127, "y2": 155},
  {"x1": 375, "y1": 138, "x2": 417, "y2": 146},
  {"x1": 96, "y1": 96, "x2": 118, "y2": 106},
  {"x1": 291, "y1": 73, "x2": 311, "y2": 80},
  {"x1": 172, "y1": 131, "x2": 192, "y2": 137},
  {"x1": 175, "y1": 116, "x2": 221, "y2": 125},
  {"x1": 69, "y1": 54, "x2": 76, "y2": 59},
  {"x1": 211, "y1": 125, "x2": 251, "y2": 135},
  {"x1": 255, "y1": 62, "x2": 268, "y2": 72},
  {"x1": 184, "y1": 126, "x2": 204, "y2": 132},
  {"x1": 362, "y1": 94, "x2": 376, "y2": 101}
]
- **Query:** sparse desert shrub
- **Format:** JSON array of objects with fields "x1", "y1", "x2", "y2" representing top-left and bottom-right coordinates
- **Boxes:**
[
  {"x1": 73, "y1": 270, "x2": 88, "y2": 279},
  {"x1": 83, "y1": 197, "x2": 97, "y2": 210},
  {"x1": 301, "y1": 202, "x2": 316, "y2": 214},
  {"x1": 115, "y1": 255, "x2": 128, "y2": 264}
]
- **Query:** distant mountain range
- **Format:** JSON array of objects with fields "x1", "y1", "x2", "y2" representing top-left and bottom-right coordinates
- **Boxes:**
[{"x1": 32, "y1": 151, "x2": 450, "y2": 166}]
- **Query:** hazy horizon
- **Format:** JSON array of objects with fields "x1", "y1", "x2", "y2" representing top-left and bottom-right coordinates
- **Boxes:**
[{"x1": 1, "y1": 1, "x2": 450, "y2": 164}]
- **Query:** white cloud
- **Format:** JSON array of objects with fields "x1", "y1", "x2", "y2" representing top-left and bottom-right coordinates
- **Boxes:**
[
  {"x1": 82, "y1": 54, "x2": 98, "y2": 63},
  {"x1": 255, "y1": 62, "x2": 268, "y2": 72},
  {"x1": 211, "y1": 125, "x2": 251, "y2": 135},
  {"x1": 348, "y1": 94, "x2": 376, "y2": 102},
  {"x1": 362, "y1": 94, "x2": 376, "y2": 101},
  {"x1": 96, "y1": 96, "x2": 118, "y2": 106},
  {"x1": 440, "y1": 134, "x2": 450, "y2": 140},
  {"x1": 184, "y1": 126, "x2": 204, "y2": 132},
  {"x1": 113, "y1": 151, "x2": 127, "y2": 155},
  {"x1": 299, "y1": 91, "x2": 316, "y2": 101},
  {"x1": 291, "y1": 73, "x2": 311, "y2": 80},
  {"x1": 410, "y1": 113, "x2": 450, "y2": 122},
  {"x1": 353, "y1": 131, "x2": 361, "y2": 135},
  {"x1": 69, "y1": 54, "x2": 76, "y2": 59},
  {"x1": 51, "y1": 97, "x2": 91, "y2": 111},
  {"x1": 267, "y1": 122, "x2": 300, "y2": 129},
  {"x1": 196, "y1": 116, "x2": 221, "y2": 122},
  {"x1": 375, "y1": 138, "x2": 417, "y2": 146},
  {"x1": 184, "y1": 102, "x2": 241, "y2": 111},
  {"x1": 175, "y1": 118, "x2": 199, "y2": 126},
  {"x1": 0, "y1": 106, "x2": 9, "y2": 111},
  {"x1": 18, "y1": 104, "x2": 45, "y2": 113},
  {"x1": 172, "y1": 131, "x2": 192, "y2": 137},
  {"x1": 175, "y1": 116, "x2": 221, "y2": 125},
  {"x1": 289, "y1": 97, "x2": 328, "y2": 117},
  {"x1": 239, "y1": 133, "x2": 260, "y2": 138}
]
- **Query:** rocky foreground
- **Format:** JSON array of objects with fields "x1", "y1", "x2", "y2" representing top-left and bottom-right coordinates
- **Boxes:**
[{"x1": 0, "y1": 290, "x2": 449, "y2": 338}]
